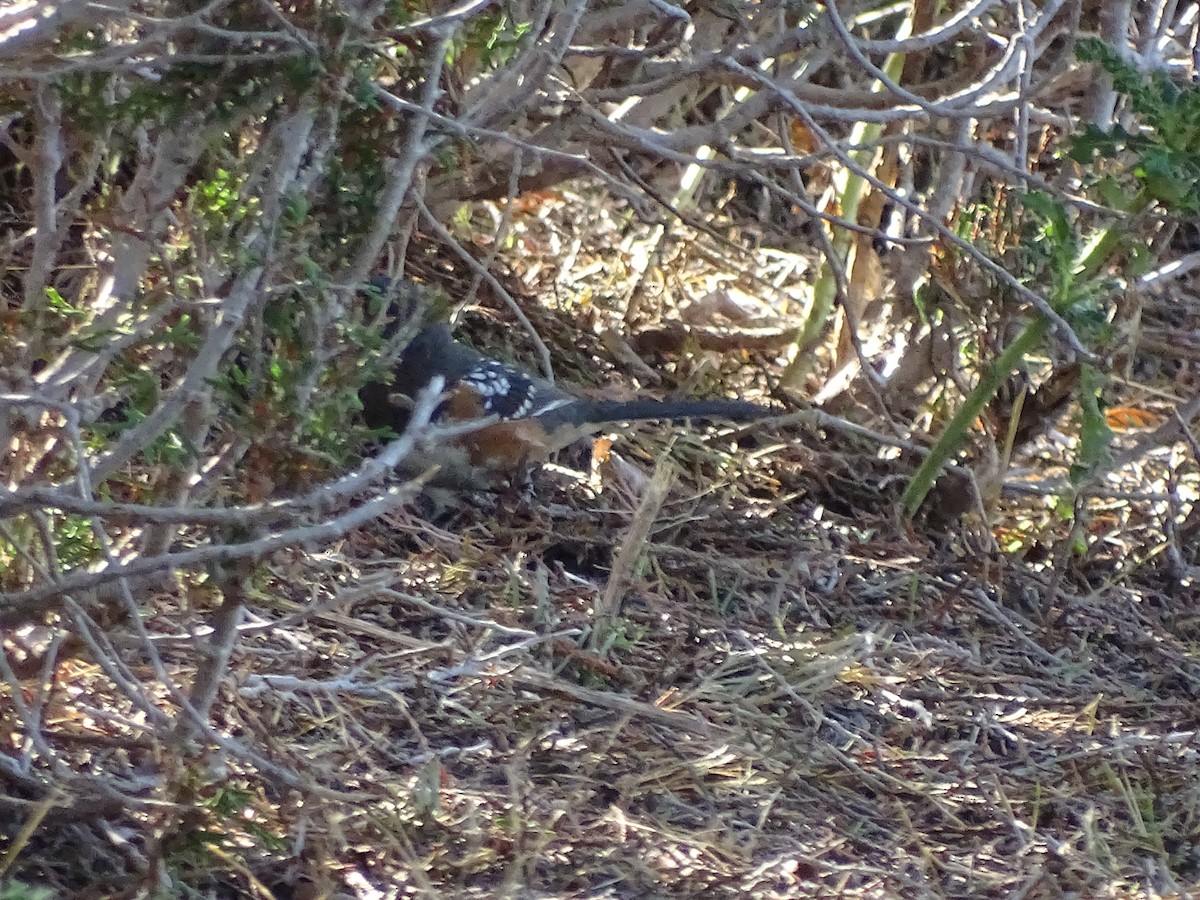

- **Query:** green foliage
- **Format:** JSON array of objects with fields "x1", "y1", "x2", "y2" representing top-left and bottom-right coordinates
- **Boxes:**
[
  {"x1": 0, "y1": 882, "x2": 55, "y2": 900},
  {"x1": 1016, "y1": 192, "x2": 1115, "y2": 340},
  {"x1": 53, "y1": 514, "x2": 101, "y2": 569},
  {"x1": 906, "y1": 43, "x2": 1200, "y2": 518},
  {"x1": 461, "y1": 12, "x2": 533, "y2": 69},
  {"x1": 1070, "y1": 363, "x2": 1113, "y2": 486},
  {"x1": 157, "y1": 783, "x2": 286, "y2": 893},
  {"x1": 201, "y1": 785, "x2": 286, "y2": 850},
  {"x1": 381, "y1": 0, "x2": 417, "y2": 26},
  {"x1": 194, "y1": 168, "x2": 258, "y2": 231},
  {"x1": 82, "y1": 309, "x2": 212, "y2": 468},
  {"x1": 0, "y1": 513, "x2": 102, "y2": 580},
  {"x1": 0, "y1": 530, "x2": 14, "y2": 574},
  {"x1": 988, "y1": 188, "x2": 1118, "y2": 485},
  {"x1": 1018, "y1": 191, "x2": 1078, "y2": 303},
  {"x1": 1072, "y1": 38, "x2": 1200, "y2": 213},
  {"x1": 58, "y1": 70, "x2": 183, "y2": 131},
  {"x1": 349, "y1": 62, "x2": 384, "y2": 109},
  {"x1": 159, "y1": 314, "x2": 203, "y2": 352},
  {"x1": 587, "y1": 615, "x2": 647, "y2": 657},
  {"x1": 43, "y1": 286, "x2": 83, "y2": 319},
  {"x1": 323, "y1": 111, "x2": 392, "y2": 227},
  {"x1": 207, "y1": 285, "x2": 399, "y2": 467},
  {"x1": 89, "y1": 354, "x2": 197, "y2": 469}
]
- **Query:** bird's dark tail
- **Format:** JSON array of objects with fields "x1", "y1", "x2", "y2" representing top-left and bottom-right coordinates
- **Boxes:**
[{"x1": 545, "y1": 398, "x2": 772, "y2": 429}]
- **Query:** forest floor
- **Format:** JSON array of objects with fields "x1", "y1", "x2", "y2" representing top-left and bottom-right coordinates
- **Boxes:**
[
  {"x1": 17, "y1": 188, "x2": 1200, "y2": 900},
  {"x1": 206, "y1": 191, "x2": 1200, "y2": 899}
]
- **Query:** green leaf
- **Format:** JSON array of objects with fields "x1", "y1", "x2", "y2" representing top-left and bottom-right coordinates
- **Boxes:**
[
  {"x1": 1095, "y1": 176, "x2": 1131, "y2": 210},
  {"x1": 1135, "y1": 150, "x2": 1190, "y2": 205},
  {"x1": 1068, "y1": 124, "x2": 1122, "y2": 162},
  {"x1": 1069, "y1": 364, "x2": 1113, "y2": 486}
]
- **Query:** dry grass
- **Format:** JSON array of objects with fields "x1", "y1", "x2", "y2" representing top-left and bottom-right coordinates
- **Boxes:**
[
  {"x1": 15, "y1": 203, "x2": 1200, "y2": 898},
  {"x1": 5, "y1": 106, "x2": 1200, "y2": 895},
  {"x1": 94, "y1": 436, "x2": 1198, "y2": 898}
]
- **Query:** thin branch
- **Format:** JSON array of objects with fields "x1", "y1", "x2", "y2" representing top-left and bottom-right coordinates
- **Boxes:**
[{"x1": 345, "y1": 34, "x2": 450, "y2": 290}]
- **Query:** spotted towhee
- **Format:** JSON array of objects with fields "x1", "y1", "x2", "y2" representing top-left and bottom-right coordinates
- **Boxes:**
[{"x1": 359, "y1": 287, "x2": 772, "y2": 488}]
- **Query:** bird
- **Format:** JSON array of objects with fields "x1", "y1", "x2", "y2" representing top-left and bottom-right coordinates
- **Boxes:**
[{"x1": 359, "y1": 319, "x2": 773, "y2": 488}]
